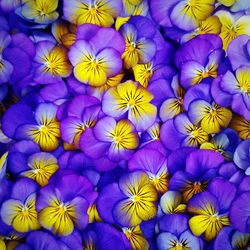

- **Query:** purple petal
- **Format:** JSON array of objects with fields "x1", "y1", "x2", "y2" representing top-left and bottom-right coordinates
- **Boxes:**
[
  {"x1": 208, "y1": 178, "x2": 236, "y2": 212},
  {"x1": 167, "y1": 147, "x2": 196, "y2": 175},
  {"x1": 79, "y1": 129, "x2": 110, "y2": 159},
  {"x1": 128, "y1": 148, "x2": 166, "y2": 174},
  {"x1": 160, "y1": 119, "x2": 186, "y2": 151},
  {"x1": 90, "y1": 27, "x2": 125, "y2": 54},
  {"x1": 96, "y1": 183, "x2": 124, "y2": 224},
  {"x1": 1, "y1": 103, "x2": 35, "y2": 138},
  {"x1": 228, "y1": 35, "x2": 250, "y2": 70},
  {"x1": 185, "y1": 150, "x2": 224, "y2": 176},
  {"x1": 230, "y1": 191, "x2": 250, "y2": 233},
  {"x1": 76, "y1": 23, "x2": 100, "y2": 41}
]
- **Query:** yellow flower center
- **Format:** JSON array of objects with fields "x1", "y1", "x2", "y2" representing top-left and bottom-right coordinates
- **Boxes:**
[
  {"x1": 128, "y1": 98, "x2": 136, "y2": 107},
  {"x1": 182, "y1": 180, "x2": 208, "y2": 202},
  {"x1": 132, "y1": 195, "x2": 141, "y2": 202}
]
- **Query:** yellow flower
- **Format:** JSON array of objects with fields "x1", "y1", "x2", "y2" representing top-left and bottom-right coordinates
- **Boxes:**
[
  {"x1": 216, "y1": 10, "x2": 250, "y2": 50},
  {"x1": 114, "y1": 172, "x2": 158, "y2": 226},
  {"x1": 1, "y1": 194, "x2": 40, "y2": 233},
  {"x1": 21, "y1": 152, "x2": 59, "y2": 186},
  {"x1": 189, "y1": 101, "x2": 232, "y2": 134},
  {"x1": 39, "y1": 198, "x2": 77, "y2": 236},
  {"x1": 21, "y1": 0, "x2": 59, "y2": 24},
  {"x1": 102, "y1": 81, "x2": 157, "y2": 131},
  {"x1": 188, "y1": 197, "x2": 229, "y2": 241}
]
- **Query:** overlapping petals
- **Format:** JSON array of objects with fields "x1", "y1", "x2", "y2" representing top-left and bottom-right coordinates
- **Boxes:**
[{"x1": 0, "y1": 0, "x2": 249, "y2": 249}]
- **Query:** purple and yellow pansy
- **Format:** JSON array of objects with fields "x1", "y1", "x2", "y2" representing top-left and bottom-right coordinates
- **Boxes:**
[{"x1": 0, "y1": 0, "x2": 250, "y2": 249}]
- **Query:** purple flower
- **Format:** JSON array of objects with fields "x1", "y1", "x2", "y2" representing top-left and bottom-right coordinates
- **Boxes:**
[
  {"x1": 119, "y1": 16, "x2": 157, "y2": 69},
  {"x1": 167, "y1": 149, "x2": 224, "y2": 202},
  {"x1": 214, "y1": 226, "x2": 250, "y2": 250},
  {"x1": 97, "y1": 171, "x2": 158, "y2": 227},
  {"x1": 80, "y1": 116, "x2": 139, "y2": 163},
  {"x1": 2, "y1": 102, "x2": 61, "y2": 152},
  {"x1": 160, "y1": 113, "x2": 209, "y2": 151},
  {"x1": 128, "y1": 148, "x2": 169, "y2": 193},
  {"x1": 188, "y1": 178, "x2": 236, "y2": 241},
  {"x1": 0, "y1": 178, "x2": 40, "y2": 233},
  {"x1": 33, "y1": 40, "x2": 72, "y2": 84},
  {"x1": 68, "y1": 24, "x2": 125, "y2": 86},
  {"x1": 157, "y1": 214, "x2": 203, "y2": 250},
  {"x1": 36, "y1": 171, "x2": 97, "y2": 236},
  {"x1": 175, "y1": 35, "x2": 224, "y2": 89}
]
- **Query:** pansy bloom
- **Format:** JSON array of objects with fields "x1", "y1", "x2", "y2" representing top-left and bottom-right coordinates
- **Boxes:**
[
  {"x1": 188, "y1": 178, "x2": 236, "y2": 241},
  {"x1": 36, "y1": 171, "x2": 97, "y2": 236},
  {"x1": 102, "y1": 80, "x2": 157, "y2": 131},
  {"x1": 2, "y1": 102, "x2": 60, "y2": 152},
  {"x1": 80, "y1": 116, "x2": 139, "y2": 162},
  {"x1": 0, "y1": 178, "x2": 40, "y2": 233},
  {"x1": 168, "y1": 149, "x2": 224, "y2": 202},
  {"x1": 19, "y1": 0, "x2": 59, "y2": 24},
  {"x1": 97, "y1": 171, "x2": 158, "y2": 227},
  {"x1": 69, "y1": 24, "x2": 125, "y2": 86},
  {"x1": 33, "y1": 41, "x2": 72, "y2": 84}
]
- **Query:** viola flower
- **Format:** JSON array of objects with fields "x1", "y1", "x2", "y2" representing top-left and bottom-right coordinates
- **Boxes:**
[
  {"x1": 212, "y1": 66, "x2": 250, "y2": 120},
  {"x1": 36, "y1": 172, "x2": 97, "y2": 236},
  {"x1": 68, "y1": 24, "x2": 125, "y2": 86},
  {"x1": 157, "y1": 214, "x2": 203, "y2": 250},
  {"x1": 0, "y1": 178, "x2": 40, "y2": 233},
  {"x1": 33, "y1": 41, "x2": 72, "y2": 84},
  {"x1": 160, "y1": 113, "x2": 209, "y2": 151},
  {"x1": 60, "y1": 95, "x2": 102, "y2": 148},
  {"x1": 188, "y1": 99, "x2": 232, "y2": 134},
  {"x1": 63, "y1": 0, "x2": 122, "y2": 27},
  {"x1": 200, "y1": 128, "x2": 240, "y2": 160},
  {"x1": 102, "y1": 80, "x2": 157, "y2": 131},
  {"x1": 168, "y1": 149, "x2": 224, "y2": 203},
  {"x1": 80, "y1": 116, "x2": 139, "y2": 162},
  {"x1": 128, "y1": 148, "x2": 169, "y2": 193},
  {"x1": 215, "y1": 11, "x2": 250, "y2": 50},
  {"x1": 175, "y1": 34, "x2": 224, "y2": 89},
  {"x1": 150, "y1": 0, "x2": 215, "y2": 32},
  {"x1": 230, "y1": 114, "x2": 250, "y2": 140},
  {"x1": 159, "y1": 75, "x2": 186, "y2": 122},
  {"x1": 2, "y1": 102, "x2": 60, "y2": 152},
  {"x1": 214, "y1": 227, "x2": 250, "y2": 250},
  {"x1": 188, "y1": 178, "x2": 236, "y2": 241},
  {"x1": 97, "y1": 171, "x2": 158, "y2": 227},
  {"x1": 233, "y1": 139, "x2": 250, "y2": 175},
  {"x1": 119, "y1": 16, "x2": 157, "y2": 69},
  {"x1": 19, "y1": 0, "x2": 59, "y2": 24},
  {"x1": 0, "y1": 31, "x2": 13, "y2": 84},
  {"x1": 21, "y1": 152, "x2": 59, "y2": 186}
]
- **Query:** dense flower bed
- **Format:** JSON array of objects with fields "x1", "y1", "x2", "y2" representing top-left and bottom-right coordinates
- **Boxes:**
[{"x1": 0, "y1": 0, "x2": 250, "y2": 249}]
